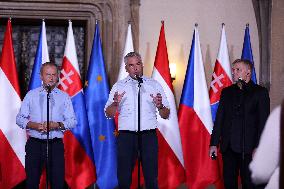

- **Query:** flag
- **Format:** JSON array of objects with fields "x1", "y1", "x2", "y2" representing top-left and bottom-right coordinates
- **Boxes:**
[
  {"x1": 209, "y1": 24, "x2": 232, "y2": 189},
  {"x1": 152, "y1": 22, "x2": 185, "y2": 188},
  {"x1": 115, "y1": 23, "x2": 134, "y2": 127},
  {"x1": 115, "y1": 24, "x2": 143, "y2": 189},
  {"x1": 241, "y1": 24, "x2": 257, "y2": 83},
  {"x1": 209, "y1": 24, "x2": 232, "y2": 122},
  {"x1": 178, "y1": 25, "x2": 220, "y2": 189},
  {"x1": 0, "y1": 19, "x2": 27, "y2": 188},
  {"x1": 84, "y1": 22, "x2": 118, "y2": 189},
  {"x1": 117, "y1": 23, "x2": 134, "y2": 80},
  {"x1": 29, "y1": 20, "x2": 50, "y2": 90},
  {"x1": 58, "y1": 20, "x2": 96, "y2": 188}
]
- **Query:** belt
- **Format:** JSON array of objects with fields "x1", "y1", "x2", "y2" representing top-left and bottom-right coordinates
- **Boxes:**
[
  {"x1": 119, "y1": 129, "x2": 156, "y2": 134},
  {"x1": 29, "y1": 137, "x2": 62, "y2": 143}
]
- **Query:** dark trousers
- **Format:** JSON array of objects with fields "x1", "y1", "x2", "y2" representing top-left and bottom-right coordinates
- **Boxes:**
[
  {"x1": 25, "y1": 137, "x2": 64, "y2": 189},
  {"x1": 117, "y1": 130, "x2": 158, "y2": 189},
  {"x1": 222, "y1": 148, "x2": 255, "y2": 189}
]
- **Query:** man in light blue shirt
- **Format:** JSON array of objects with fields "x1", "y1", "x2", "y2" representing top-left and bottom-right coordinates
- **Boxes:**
[
  {"x1": 105, "y1": 52, "x2": 170, "y2": 189},
  {"x1": 16, "y1": 62, "x2": 76, "y2": 189}
]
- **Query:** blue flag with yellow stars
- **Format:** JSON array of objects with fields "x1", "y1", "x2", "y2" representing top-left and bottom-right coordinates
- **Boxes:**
[
  {"x1": 241, "y1": 24, "x2": 257, "y2": 84},
  {"x1": 84, "y1": 22, "x2": 118, "y2": 189}
]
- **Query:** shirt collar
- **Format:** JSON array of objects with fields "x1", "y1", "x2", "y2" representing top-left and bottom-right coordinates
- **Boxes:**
[
  {"x1": 40, "y1": 85, "x2": 59, "y2": 94},
  {"x1": 125, "y1": 75, "x2": 146, "y2": 83}
]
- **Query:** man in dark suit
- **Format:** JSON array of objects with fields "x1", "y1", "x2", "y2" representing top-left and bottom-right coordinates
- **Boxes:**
[{"x1": 209, "y1": 59, "x2": 270, "y2": 189}]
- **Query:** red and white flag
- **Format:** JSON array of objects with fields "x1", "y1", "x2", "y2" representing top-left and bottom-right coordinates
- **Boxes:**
[
  {"x1": 0, "y1": 19, "x2": 27, "y2": 188},
  {"x1": 151, "y1": 21, "x2": 185, "y2": 188}
]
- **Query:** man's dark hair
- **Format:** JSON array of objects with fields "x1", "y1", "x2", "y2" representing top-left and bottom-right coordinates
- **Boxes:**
[
  {"x1": 124, "y1": 52, "x2": 142, "y2": 65},
  {"x1": 40, "y1": 62, "x2": 59, "y2": 75},
  {"x1": 232, "y1": 59, "x2": 253, "y2": 71}
]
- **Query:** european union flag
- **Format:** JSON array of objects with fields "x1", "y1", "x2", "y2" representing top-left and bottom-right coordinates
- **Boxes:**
[
  {"x1": 84, "y1": 22, "x2": 118, "y2": 189},
  {"x1": 241, "y1": 24, "x2": 257, "y2": 84},
  {"x1": 29, "y1": 20, "x2": 49, "y2": 90}
]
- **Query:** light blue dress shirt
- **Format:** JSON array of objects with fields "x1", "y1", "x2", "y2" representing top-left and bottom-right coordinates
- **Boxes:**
[
  {"x1": 16, "y1": 86, "x2": 77, "y2": 139},
  {"x1": 105, "y1": 75, "x2": 169, "y2": 131}
]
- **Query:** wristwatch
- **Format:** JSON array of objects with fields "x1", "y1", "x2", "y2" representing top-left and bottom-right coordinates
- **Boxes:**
[
  {"x1": 57, "y1": 122, "x2": 64, "y2": 130},
  {"x1": 158, "y1": 104, "x2": 165, "y2": 110}
]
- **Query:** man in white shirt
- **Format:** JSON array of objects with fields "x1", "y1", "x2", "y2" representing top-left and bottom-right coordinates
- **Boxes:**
[{"x1": 105, "y1": 52, "x2": 170, "y2": 189}]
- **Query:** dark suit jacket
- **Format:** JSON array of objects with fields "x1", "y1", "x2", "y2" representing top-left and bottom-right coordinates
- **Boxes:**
[{"x1": 210, "y1": 81, "x2": 270, "y2": 154}]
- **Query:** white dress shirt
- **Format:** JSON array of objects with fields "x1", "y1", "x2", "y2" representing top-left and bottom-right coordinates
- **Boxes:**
[
  {"x1": 105, "y1": 75, "x2": 169, "y2": 131},
  {"x1": 16, "y1": 86, "x2": 77, "y2": 139}
]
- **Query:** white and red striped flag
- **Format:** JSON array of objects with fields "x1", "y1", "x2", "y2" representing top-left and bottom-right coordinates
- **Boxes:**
[
  {"x1": 151, "y1": 21, "x2": 185, "y2": 188},
  {"x1": 0, "y1": 19, "x2": 27, "y2": 188}
]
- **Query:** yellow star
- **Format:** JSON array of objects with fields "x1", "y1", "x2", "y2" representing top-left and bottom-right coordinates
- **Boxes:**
[
  {"x1": 99, "y1": 134, "x2": 106, "y2": 141},
  {"x1": 85, "y1": 80, "x2": 88, "y2": 87},
  {"x1": 97, "y1": 75, "x2": 102, "y2": 82},
  {"x1": 113, "y1": 130, "x2": 119, "y2": 137}
]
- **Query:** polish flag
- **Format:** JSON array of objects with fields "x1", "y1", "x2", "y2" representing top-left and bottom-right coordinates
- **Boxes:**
[
  {"x1": 151, "y1": 21, "x2": 185, "y2": 188},
  {"x1": 58, "y1": 20, "x2": 96, "y2": 188},
  {"x1": 0, "y1": 19, "x2": 27, "y2": 188},
  {"x1": 179, "y1": 25, "x2": 220, "y2": 189}
]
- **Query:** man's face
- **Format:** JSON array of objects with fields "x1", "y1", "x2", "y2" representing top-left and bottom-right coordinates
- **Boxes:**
[
  {"x1": 232, "y1": 62, "x2": 251, "y2": 83},
  {"x1": 40, "y1": 65, "x2": 59, "y2": 88},
  {"x1": 125, "y1": 56, "x2": 143, "y2": 79}
]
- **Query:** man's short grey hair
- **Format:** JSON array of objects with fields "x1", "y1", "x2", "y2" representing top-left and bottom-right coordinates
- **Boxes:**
[
  {"x1": 232, "y1": 59, "x2": 253, "y2": 71},
  {"x1": 124, "y1": 52, "x2": 142, "y2": 65},
  {"x1": 40, "y1": 62, "x2": 59, "y2": 75}
]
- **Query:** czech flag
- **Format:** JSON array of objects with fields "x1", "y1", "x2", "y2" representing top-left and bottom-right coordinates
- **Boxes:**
[{"x1": 179, "y1": 25, "x2": 220, "y2": 189}]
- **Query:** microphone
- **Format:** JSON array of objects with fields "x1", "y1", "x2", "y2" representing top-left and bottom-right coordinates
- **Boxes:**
[
  {"x1": 237, "y1": 77, "x2": 246, "y2": 89},
  {"x1": 135, "y1": 75, "x2": 143, "y2": 83},
  {"x1": 238, "y1": 77, "x2": 244, "y2": 82}
]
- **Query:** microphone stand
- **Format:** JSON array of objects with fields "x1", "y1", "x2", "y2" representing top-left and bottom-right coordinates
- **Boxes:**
[
  {"x1": 46, "y1": 87, "x2": 51, "y2": 189},
  {"x1": 137, "y1": 78, "x2": 142, "y2": 189}
]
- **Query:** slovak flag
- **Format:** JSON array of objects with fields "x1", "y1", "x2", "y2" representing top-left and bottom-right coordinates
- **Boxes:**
[
  {"x1": 0, "y1": 19, "x2": 27, "y2": 188},
  {"x1": 29, "y1": 20, "x2": 50, "y2": 90},
  {"x1": 178, "y1": 25, "x2": 220, "y2": 189},
  {"x1": 209, "y1": 24, "x2": 232, "y2": 189},
  {"x1": 58, "y1": 20, "x2": 96, "y2": 188},
  {"x1": 209, "y1": 24, "x2": 232, "y2": 121},
  {"x1": 152, "y1": 21, "x2": 185, "y2": 188}
]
